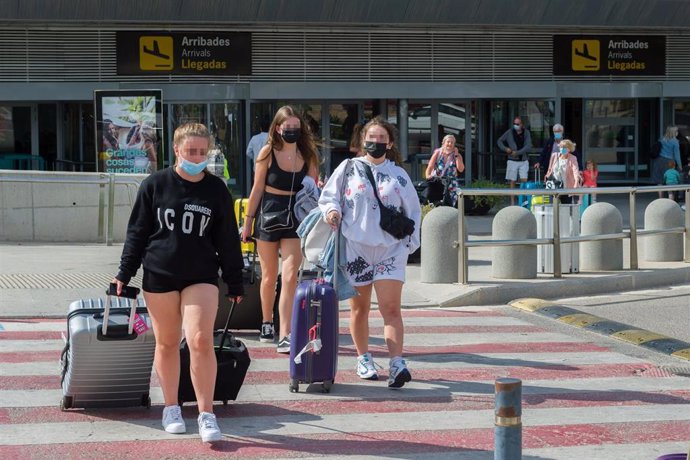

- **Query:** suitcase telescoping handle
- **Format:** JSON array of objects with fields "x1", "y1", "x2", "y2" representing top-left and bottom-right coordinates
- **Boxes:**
[
  {"x1": 104, "y1": 283, "x2": 140, "y2": 336},
  {"x1": 218, "y1": 299, "x2": 237, "y2": 351}
]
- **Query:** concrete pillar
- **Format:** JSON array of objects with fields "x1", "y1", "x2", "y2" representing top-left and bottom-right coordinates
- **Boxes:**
[
  {"x1": 644, "y1": 198, "x2": 684, "y2": 262},
  {"x1": 492, "y1": 206, "x2": 537, "y2": 279},
  {"x1": 421, "y1": 206, "x2": 458, "y2": 283},
  {"x1": 580, "y1": 202, "x2": 623, "y2": 271}
]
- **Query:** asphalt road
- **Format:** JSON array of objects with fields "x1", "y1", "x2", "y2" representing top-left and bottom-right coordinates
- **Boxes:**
[{"x1": 550, "y1": 284, "x2": 690, "y2": 344}]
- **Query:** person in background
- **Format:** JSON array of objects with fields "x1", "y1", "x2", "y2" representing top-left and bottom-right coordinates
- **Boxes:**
[
  {"x1": 652, "y1": 126, "x2": 682, "y2": 198},
  {"x1": 545, "y1": 139, "x2": 581, "y2": 204},
  {"x1": 349, "y1": 122, "x2": 365, "y2": 157},
  {"x1": 663, "y1": 159, "x2": 682, "y2": 201},
  {"x1": 241, "y1": 106, "x2": 320, "y2": 353},
  {"x1": 424, "y1": 134, "x2": 465, "y2": 207},
  {"x1": 246, "y1": 116, "x2": 271, "y2": 172},
  {"x1": 536, "y1": 123, "x2": 582, "y2": 172},
  {"x1": 319, "y1": 116, "x2": 421, "y2": 389},
  {"x1": 497, "y1": 116, "x2": 532, "y2": 204},
  {"x1": 582, "y1": 159, "x2": 598, "y2": 200},
  {"x1": 112, "y1": 123, "x2": 244, "y2": 443}
]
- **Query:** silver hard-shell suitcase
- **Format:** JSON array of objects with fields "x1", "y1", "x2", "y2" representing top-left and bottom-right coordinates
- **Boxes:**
[{"x1": 60, "y1": 287, "x2": 155, "y2": 410}]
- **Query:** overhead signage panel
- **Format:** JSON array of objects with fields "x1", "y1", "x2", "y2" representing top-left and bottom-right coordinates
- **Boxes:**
[
  {"x1": 553, "y1": 35, "x2": 665, "y2": 76},
  {"x1": 117, "y1": 31, "x2": 251, "y2": 76}
]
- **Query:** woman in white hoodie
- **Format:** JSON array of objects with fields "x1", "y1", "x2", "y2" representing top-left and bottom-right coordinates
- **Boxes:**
[{"x1": 318, "y1": 117, "x2": 421, "y2": 389}]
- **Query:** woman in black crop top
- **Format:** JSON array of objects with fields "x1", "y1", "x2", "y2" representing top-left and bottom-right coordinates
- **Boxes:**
[{"x1": 242, "y1": 106, "x2": 319, "y2": 353}]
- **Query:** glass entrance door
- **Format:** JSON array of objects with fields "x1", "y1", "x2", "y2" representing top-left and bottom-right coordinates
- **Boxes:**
[
  {"x1": 167, "y1": 102, "x2": 243, "y2": 196},
  {"x1": 583, "y1": 99, "x2": 636, "y2": 181}
]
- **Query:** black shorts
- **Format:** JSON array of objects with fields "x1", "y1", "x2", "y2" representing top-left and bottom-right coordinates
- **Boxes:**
[
  {"x1": 142, "y1": 270, "x2": 218, "y2": 294},
  {"x1": 253, "y1": 192, "x2": 299, "y2": 242}
]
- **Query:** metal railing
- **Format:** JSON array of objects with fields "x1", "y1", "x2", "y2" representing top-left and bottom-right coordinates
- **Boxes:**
[
  {"x1": 0, "y1": 171, "x2": 145, "y2": 245},
  {"x1": 456, "y1": 185, "x2": 690, "y2": 284}
]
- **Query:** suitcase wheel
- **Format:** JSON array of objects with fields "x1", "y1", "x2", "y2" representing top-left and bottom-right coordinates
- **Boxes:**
[
  {"x1": 60, "y1": 395, "x2": 73, "y2": 411},
  {"x1": 222, "y1": 400, "x2": 228, "y2": 406},
  {"x1": 178, "y1": 399, "x2": 184, "y2": 407},
  {"x1": 141, "y1": 393, "x2": 151, "y2": 409},
  {"x1": 321, "y1": 380, "x2": 333, "y2": 393},
  {"x1": 289, "y1": 379, "x2": 299, "y2": 393}
]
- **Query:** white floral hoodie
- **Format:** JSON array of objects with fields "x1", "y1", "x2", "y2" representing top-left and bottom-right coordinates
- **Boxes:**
[{"x1": 318, "y1": 157, "x2": 421, "y2": 253}]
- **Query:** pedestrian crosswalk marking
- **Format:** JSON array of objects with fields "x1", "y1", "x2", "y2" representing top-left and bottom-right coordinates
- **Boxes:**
[{"x1": 2, "y1": 308, "x2": 690, "y2": 458}]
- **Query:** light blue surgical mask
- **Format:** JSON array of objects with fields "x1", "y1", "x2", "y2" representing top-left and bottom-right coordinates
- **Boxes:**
[
  {"x1": 179, "y1": 158, "x2": 208, "y2": 176},
  {"x1": 554, "y1": 132, "x2": 563, "y2": 140},
  {"x1": 513, "y1": 124, "x2": 521, "y2": 131},
  {"x1": 560, "y1": 147, "x2": 568, "y2": 155}
]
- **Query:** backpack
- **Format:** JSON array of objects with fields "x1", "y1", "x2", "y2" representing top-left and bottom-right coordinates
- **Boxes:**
[{"x1": 650, "y1": 141, "x2": 662, "y2": 159}]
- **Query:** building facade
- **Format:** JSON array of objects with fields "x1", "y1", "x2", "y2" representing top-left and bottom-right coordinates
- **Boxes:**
[{"x1": 1, "y1": 0, "x2": 690, "y2": 197}]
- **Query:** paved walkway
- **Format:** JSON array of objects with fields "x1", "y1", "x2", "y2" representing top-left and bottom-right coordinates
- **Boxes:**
[
  {"x1": 1, "y1": 307, "x2": 689, "y2": 458},
  {"x1": 0, "y1": 195, "x2": 688, "y2": 317}
]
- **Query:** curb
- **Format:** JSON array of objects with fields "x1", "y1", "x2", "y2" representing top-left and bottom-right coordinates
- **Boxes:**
[
  {"x1": 509, "y1": 297, "x2": 690, "y2": 362},
  {"x1": 439, "y1": 266, "x2": 690, "y2": 307}
]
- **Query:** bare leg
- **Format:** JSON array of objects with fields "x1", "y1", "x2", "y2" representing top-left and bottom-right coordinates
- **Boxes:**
[
  {"x1": 180, "y1": 283, "x2": 219, "y2": 414},
  {"x1": 349, "y1": 284, "x2": 373, "y2": 356},
  {"x1": 277, "y1": 238, "x2": 302, "y2": 338},
  {"x1": 257, "y1": 240, "x2": 280, "y2": 324},
  {"x1": 509, "y1": 180, "x2": 516, "y2": 205},
  {"x1": 373, "y1": 280, "x2": 404, "y2": 357},
  {"x1": 144, "y1": 290, "x2": 183, "y2": 407}
]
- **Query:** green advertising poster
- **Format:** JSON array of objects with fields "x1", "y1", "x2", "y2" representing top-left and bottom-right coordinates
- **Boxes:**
[{"x1": 95, "y1": 90, "x2": 163, "y2": 174}]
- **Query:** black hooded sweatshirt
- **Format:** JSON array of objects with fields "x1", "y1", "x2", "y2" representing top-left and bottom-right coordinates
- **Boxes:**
[{"x1": 116, "y1": 167, "x2": 244, "y2": 296}]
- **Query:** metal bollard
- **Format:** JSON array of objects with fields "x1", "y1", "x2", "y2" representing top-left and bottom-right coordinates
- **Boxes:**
[{"x1": 495, "y1": 378, "x2": 522, "y2": 460}]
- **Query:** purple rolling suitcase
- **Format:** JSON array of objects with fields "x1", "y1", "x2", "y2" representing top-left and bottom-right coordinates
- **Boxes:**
[{"x1": 288, "y1": 277, "x2": 339, "y2": 393}]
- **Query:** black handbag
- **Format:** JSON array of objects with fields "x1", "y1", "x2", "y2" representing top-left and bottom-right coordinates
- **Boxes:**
[
  {"x1": 424, "y1": 177, "x2": 445, "y2": 203},
  {"x1": 545, "y1": 175, "x2": 563, "y2": 190},
  {"x1": 363, "y1": 164, "x2": 415, "y2": 240},
  {"x1": 259, "y1": 208, "x2": 292, "y2": 232}
]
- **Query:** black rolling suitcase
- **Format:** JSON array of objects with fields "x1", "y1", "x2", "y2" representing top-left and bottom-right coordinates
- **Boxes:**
[
  {"x1": 178, "y1": 300, "x2": 251, "y2": 406},
  {"x1": 214, "y1": 246, "x2": 280, "y2": 332}
]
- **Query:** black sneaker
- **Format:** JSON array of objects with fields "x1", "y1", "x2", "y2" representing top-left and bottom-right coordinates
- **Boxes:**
[
  {"x1": 276, "y1": 335, "x2": 290, "y2": 354},
  {"x1": 260, "y1": 322, "x2": 274, "y2": 343}
]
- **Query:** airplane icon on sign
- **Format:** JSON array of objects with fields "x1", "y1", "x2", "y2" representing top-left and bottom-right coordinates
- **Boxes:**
[
  {"x1": 571, "y1": 39, "x2": 600, "y2": 71},
  {"x1": 143, "y1": 40, "x2": 170, "y2": 65}
]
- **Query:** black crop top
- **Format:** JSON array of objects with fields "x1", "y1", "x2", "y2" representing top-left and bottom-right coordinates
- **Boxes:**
[{"x1": 266, "y1": 149, "x2": 308, "y2": 192}]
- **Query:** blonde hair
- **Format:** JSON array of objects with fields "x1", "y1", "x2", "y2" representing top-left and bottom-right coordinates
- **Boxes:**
[
  {"x1": 559, "y1": 139, "x2": 576, "y2": 152},
  {"x1": 665, "y1": 126, "x2": 679, "y2": 139},
  {"x1": 441, "y1": 134, "x2": 456, "y2": 145},
  {"x1": 173, "y1": 123, "x2": 213, "y2": 149}
]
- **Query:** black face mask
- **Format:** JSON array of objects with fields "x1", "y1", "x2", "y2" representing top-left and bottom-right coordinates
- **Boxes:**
[
  {"x1": 364, "y1": 141, "x2": 387, "y2": 159},
  {"x1": 281, "y1": 129, "x2": 301, "y2": 144}
]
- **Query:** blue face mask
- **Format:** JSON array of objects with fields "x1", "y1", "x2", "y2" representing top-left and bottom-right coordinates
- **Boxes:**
[
  {"x1": 560, "y1": 147, "x2": 568, "y2": 155},
  {"x1": 179, "y1": 158, "x2": 208, "y2": 176},
  {"x1": 554, "y1": 132, "x2": 563, "y2": 140},
  {"x1": 513, "y1": 124, "x2": 521, "y2": 131}
]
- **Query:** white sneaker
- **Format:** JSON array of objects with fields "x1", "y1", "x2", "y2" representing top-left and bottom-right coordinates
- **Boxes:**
[
  {"x1": 356, "y1": 352, "x2": 381, "y2": 380},
  {"x1": 388, "y1": 357, "x2": 412, "y2": 389},
  {"x1": 198, "y1": 412, "x2": 222, "y2": 443},
  {"x1": 162, "y1": 405, "x2": 186, "y2": 434}
]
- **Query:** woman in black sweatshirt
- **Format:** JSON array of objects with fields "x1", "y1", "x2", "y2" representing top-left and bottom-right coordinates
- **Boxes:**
[{"x1": 112, "y1": 123, "x2": 244, "y2": 443}]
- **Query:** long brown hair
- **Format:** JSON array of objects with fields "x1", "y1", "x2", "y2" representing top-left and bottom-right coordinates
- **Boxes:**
[
  {"x1": 361, "y1": 116, "x2": 402, "y2": 166},
  {"x1": 259, "y1": 105, "x2": 319, "y2": 171}
]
